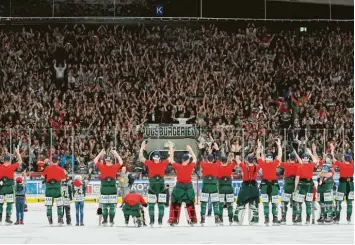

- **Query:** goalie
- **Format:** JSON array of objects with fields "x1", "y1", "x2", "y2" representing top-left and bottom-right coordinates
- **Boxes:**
[{"x1": 168, "y1": 145, "x2": 198, "y2": 226}]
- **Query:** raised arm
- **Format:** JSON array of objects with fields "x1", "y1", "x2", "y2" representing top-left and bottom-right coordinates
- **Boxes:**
[
  {"x1": 139, "y1": 140, "x2": 147, "y2": 162},
  {"x1": 256, "y1": 139, "x2": 264, "y2": 160},
  {"x1": 293, "y1": 148, "x2": 302, "y2": 163},
  {"x1": 167, "y1": 141, "x2": 174, "y2": 163},
  {"x1": 186, "y1": 145, "x2": 197, "y2": 163},
  {"x1": 305, "y1": 147, "x2": 318, "y2": 165},
  {"x1": 15, "y1": 146, "x2": 22, "y2": 166},
  {"x1": 276, "y1": 138, "x2": 282, "y2": 162},
  {"x1": 93, "y1": 149, "x2": 105, "y2": 165},
  {"x1": 311, "y1": 143, "x2": 319, "y2": 162},
  {"x1": 111, "y1": 150, "x2": 123, "y2": 165}
]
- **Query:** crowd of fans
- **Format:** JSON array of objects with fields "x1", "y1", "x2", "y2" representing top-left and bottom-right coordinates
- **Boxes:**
[
  {"x1": 0, "y1": 21, "x2": 353, "y2": 176},
  {"x1": 9, "y1": 0, "x2": 152, "y2": 17}
]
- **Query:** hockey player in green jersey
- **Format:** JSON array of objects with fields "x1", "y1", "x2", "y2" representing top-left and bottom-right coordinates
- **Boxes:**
[
  {"x1": 139, "y1": 140, "x2": 174, "y2": 227},
  {"x1": 94, "y1": 149, "x2": 123, "y2": 227}
]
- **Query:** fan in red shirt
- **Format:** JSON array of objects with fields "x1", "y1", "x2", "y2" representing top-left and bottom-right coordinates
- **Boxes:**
[
  {"x1": 0, "y1": 147, "x2": 22, "y2": 224},
  {"x1": 93, "y1": 149, "x2": 123, "y2": 227},
  {"x1": 293, "y1": 148, "x2": 318, "y2": 225},
  {"x1": 122, "y1": 191, "x2": 147, "y2": 227},
  {"x1": 256, "y1": 138, "x2": 282, "y2": 226},
  {"x1": 139, "y1": 140, "x2": 173, "y2": 227},
  {"x1": 331, "y1": 143, "x2": 354, "y2": 223},
  {"x1": 279, "y1": 151, "x2": 301, "y2": 225},
  {"x1": 234, "y1": 154, "x2": 261, "y2": 225},
  {"x1": 217, "y1": 154, "x2": 236, "y2": 225},
  {"x1": 168, "y1": 145, "x2": 198, "y2": 226}
]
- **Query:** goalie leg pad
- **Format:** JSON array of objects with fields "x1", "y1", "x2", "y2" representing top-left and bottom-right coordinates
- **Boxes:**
[
  {"x1": 168, "y1": 203, "x2": 181, "y2": 224},
  {"x1": 249, "y1": 203, "x2": 259, "y2": 222},
  {"x1": 236, "y1": 206, "x2": 246, "y2": 225},
  {"x1": 186, "y1": 203, "x2": 197, "y2": 223}
]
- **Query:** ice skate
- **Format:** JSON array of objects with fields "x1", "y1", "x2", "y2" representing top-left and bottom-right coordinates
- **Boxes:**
[
  {"x1": 20, "y1": 220, "x2": 24, "y2": 225},
  {"x1": 214, "y1": 215, "x2": 220, "y2": 226},
  {"x1": 137, "y1": 218, "x2": 142, "y2": 228},
  {"x1": 272, "y1": 215, "x2": 280, "y2": 226},
  {"x1": 125, "y1": 216, "x2": 129, "y2": 226},
  {"x1": 324, "y1": 214, "x2": 333, "y2": 225},
  {"x1": 102, "y1": 217, "x2": 108, "y2": 227},
  {"x1": 229, "y1": 216, "x2": 233, "y2": 225},
  {"x1": 75, "y1": 223, "x2": 79, "y2": 226},
  {"x1": 158, "y1": 217, "x2": 163, "y2": 227},
  {"x1": 5, "y1": 214, "x2": 13, "y2": 225},
  {"x1": 312, "y1": 219, "x2": 315, "y2": 225},
  {"x1": 58, "y1": 216, "x2": 64, "y2": 226},
  {"x1": 218, "y1": 215, "x2": 224, "y2": 226},
  {"x1": 347, "y1": 213, "x2": 352, "y2": 224},
  {"x1": 264, "y1": 215, "x2": 270, "y2": 226},
  {"x1": 334, "y1": 214, "x2": 340, "y2": 224},
  {"x1": 15, "y1": 220, "x2": 20, "y2": 225},
  {"x1": 317, "y1": 215, "x2": 325, "y2": 225},
  {"x1": 293, "y1": 214, "x2": 302, "y2": 225},
  {"x1": 80, "y1": 223, "x2": 84, "y2": 226},
  {"x1": 200, "y1": 215, "x2": 205, "y2": 226},
  {"x1": 109, "y1": 216, "x2": 114, "y2": 227},
  {"x1": 279, "y1": 214, "x2": 286, "y2": 225},
  {"x1": 47, "y1": 216, "x2": 53, "y2": 226},
  {"x1": 304, "y1": 215, "x2": 310, "y2": 225},
  {"x1": 149, "y1": 217, "x2": 154, "y2": 227}
]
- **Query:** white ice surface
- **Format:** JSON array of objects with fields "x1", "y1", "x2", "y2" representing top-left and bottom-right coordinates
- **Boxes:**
[{"x1": 0, "y1": 203, "x2": 353, "y2": 244}]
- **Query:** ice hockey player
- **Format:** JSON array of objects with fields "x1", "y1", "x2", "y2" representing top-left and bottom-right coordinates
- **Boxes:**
[
  {"x1": 279, "y1": 150, "x2": 301, "y2": 225},
  {"x1": 139, "y1": 140, "x2": 173, "y2": 227},
  {"x1": 122, "y1": 190, "x2": 147, "y2": 227},
  {"x1": 72, "y1": 175, "x2": 88, "y2": 226},
  {"x1": 199, "y1": 152, "x2": 221, "y2": 225},
  {"x1": 0, "y1": 148, "x2": 22, "y2": 224},
  {"x1": 94, "y1": 149, "x2": 123, "y2": 226},
  {"x1": 168, "y1": 145, "x2": 198, "y2": 226},
  {"x1": 234, "y1": 154, "x2": 260, "y2": 225},
  {"x1": 14, "y1": 171, "x2": 27, "y2": 225},
  {"x1": 293, "y1": 148, "x2": 318, "y2": 225},
  {"x1": 331, "y1": 144, "x2": 354, "y2": 224},
  {"x1": 41, "y1": 154, "x2": 66, "y2": 225},
  {"x1": 316, "y1": 153, "x2": 335, "y2": 225},
  {"x1": 256, "y1": 139, "x2": 282, "y2": 226},
  {"x1": 218, "y1": 154, "x2": 236, "y2": 225},
  {"x1": 61, "y1": 172, "x2": 73, "y2": 225}
]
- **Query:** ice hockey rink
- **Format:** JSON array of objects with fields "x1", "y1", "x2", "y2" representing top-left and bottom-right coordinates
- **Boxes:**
[{"x1": 0, "y1": 203, "x2": 353, "y2": 244}]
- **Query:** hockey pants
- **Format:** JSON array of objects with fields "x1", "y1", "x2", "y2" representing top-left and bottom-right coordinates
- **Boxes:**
[
  {"x1": 335, "y1": 180, "x2": 354, "y2": 217},
  {"x1": 260, "y1": 181, "x2": 279, "y2": 216},
  {"x1": 0, "y1": 203, "x2": 13, "y2": 216},
  {"x1": 148, "y1": 202, "x2": 165, "y2": 219},
  {"x1": 234, "y1": 182, "x2": 260, "y2": 223},
  {"x1": 281, "y1": 178, "x2": 295, "y2": 217},
  {"x1": 102, "y1": 203, "x2": 116, "y2": 219},
  {"x1": 294, "y1": 180, "x2": 313, "y2": 216},
  {"x1": 318, "y1": 182, "x2": 333, "y2": 217}
]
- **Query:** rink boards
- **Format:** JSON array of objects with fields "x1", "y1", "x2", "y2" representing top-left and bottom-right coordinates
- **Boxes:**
[{"x1": 24, "y1": 177, "x2": 340, "y2": 203}]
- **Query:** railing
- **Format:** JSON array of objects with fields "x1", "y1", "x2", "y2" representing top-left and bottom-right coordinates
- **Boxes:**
[
  {"x1": 0, "y1": 127, "x2": 352, "y2": 176},
  {"x1": 0, "y1": 0, "x2": 353, "y2": 19}
]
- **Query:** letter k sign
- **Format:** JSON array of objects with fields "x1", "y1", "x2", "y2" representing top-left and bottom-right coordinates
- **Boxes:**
[{"x1": 156, "y1": 4, "x2": 164, "y2": 16}]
